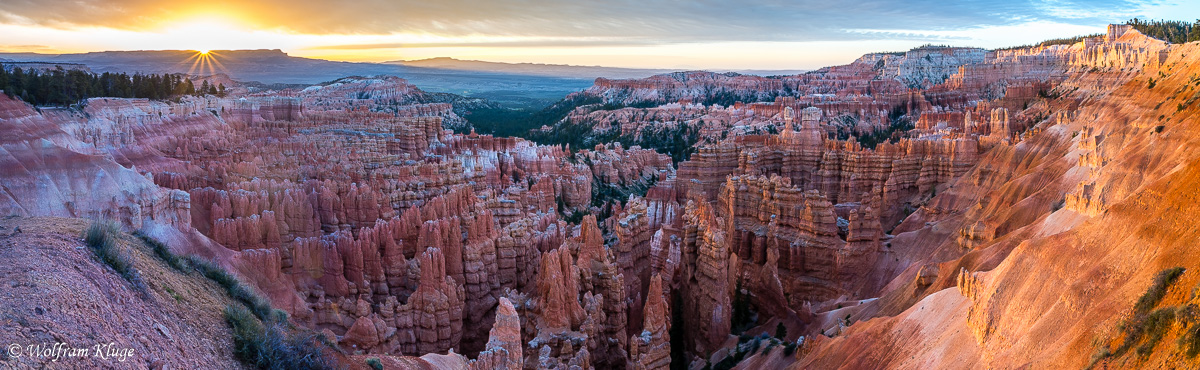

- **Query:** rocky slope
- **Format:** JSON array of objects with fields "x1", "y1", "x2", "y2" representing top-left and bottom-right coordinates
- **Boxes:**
[
  {"x1": 794, "y1": 25, "x2": 1200, "y2": 369},
  {"x1": 0, "y1": 217, "x2": 243, "y2": 369}
]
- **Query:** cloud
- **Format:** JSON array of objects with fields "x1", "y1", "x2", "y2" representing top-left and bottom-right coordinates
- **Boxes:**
[
  {"x1": 843, "y1": 30, "x2": 973, "y2": 42},
  {"x1": 0, "y1": 44, "x2": 53, "y2": 51},
  {"x1": 0, "y1": 0, "x2": 1184, "y2": 43},
  {"x1": 307, "y1": 38, "x2": 664, "y2": 50}
]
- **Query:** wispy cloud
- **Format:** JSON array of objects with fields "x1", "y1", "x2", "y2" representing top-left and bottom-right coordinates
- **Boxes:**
[
  {"x1": 842, "y1": 30, "x2": 973, "y2": 43},
  {"x1": 0, "y1": 0, "x2": 1188, "y2": 43},
  {"x1": 308, "y1": 38, "x2": 663, "y2": 50},
  {"x1": 0, "y1": 44, "x2": 53, "y2": 52}
]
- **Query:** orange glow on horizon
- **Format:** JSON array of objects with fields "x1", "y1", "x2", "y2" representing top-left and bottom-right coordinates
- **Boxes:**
[
  {"x1": 177, "y1": 50, "x2": 228, "y2": 77},
  {"x1": 0, "y1": 5, "x2": 1154, "y2": 70},
  {"x1": 161, "y1": 16, "x2": 251, "y2": 53}
]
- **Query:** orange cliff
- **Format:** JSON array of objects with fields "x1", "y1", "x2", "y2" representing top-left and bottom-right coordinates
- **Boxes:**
[{"x1": 794, "y1": 25, "x2": 1200, "y2": 369}]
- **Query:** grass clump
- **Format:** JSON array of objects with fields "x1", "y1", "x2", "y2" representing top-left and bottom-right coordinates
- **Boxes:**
[
  {"x1": 83, "y1": 219, "x2": 145, "y2": 290},
  {"x1": 1092, "y1": 267, "x2": 1188, "y2": 366},
  {"x1": 224, "y1": 305, "x2": 333, "y2": 370},
  {"x1": 1137, "y1": 308, "x2": 1177, "y2": 355},
  {"x1": 187, "y1": 256, "x2": 277, "y2": 321},
  {"x1": 163, "y1": 285, "x2": 183, "y2": 302},
  {"x1": 1178, "y1": 304, "x2": 1200, "y2": 357},
  {"x1": 134, "y1": 232, "x2": 189, "y2": 271},
  {"x1": 366, "y1": 357, "x2": 383, "y2": 370},
  {"x1": 1135, "y1": 267, "x2": 1186, "y2": 315},
  {"x1": 128, "y1": 225, "x2": 336, "y2": 368},
  {"x1": 203, "y1": 256, "x2": 333, "y2": 369}
]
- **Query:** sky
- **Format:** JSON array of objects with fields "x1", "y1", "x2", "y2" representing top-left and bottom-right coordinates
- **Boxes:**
[{"x1": 0, "y1": 0, "x2": 1196, "y2": 70}]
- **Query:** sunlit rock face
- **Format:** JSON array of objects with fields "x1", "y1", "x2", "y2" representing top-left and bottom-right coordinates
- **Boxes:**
[{"x1": 4, "y1": 25, "x2": 1194, "y2": 369}]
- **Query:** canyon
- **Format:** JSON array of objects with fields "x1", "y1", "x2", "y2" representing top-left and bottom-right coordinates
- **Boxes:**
[{"x1": 2, "y1": 24, "x2": 1200, "y2": 369}]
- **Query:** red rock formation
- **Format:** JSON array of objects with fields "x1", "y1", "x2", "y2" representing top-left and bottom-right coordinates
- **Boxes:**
[
  {"x1": 396, "y1": 248, "x2": 465, "y2": 355},
  {"x1": 0, "y1": 94, "x2": 192, "y2": 231},
  {"x1": 571, "y1": 216, "x2": 630, "y2": 368},
  {"x1": 535, "y1": 246, "x2": 585, "y2": 332},
  {"x1": 679, "y1": 199, "x2": 733, "y2": 355},
  {"x1": 631, "y1": 274, "x2": 672, "y2": 370},
  {"x1": 469, "y1": 297, "x2": 522, "y2": 369}
]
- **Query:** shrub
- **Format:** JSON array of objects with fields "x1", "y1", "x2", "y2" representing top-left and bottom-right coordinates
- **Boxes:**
[
  {"x1": 712, "y1": 356, "x2": 737, "y2": 370},
  {"x1": 762, "y1": 341, "x2": 777, "y2": 355},
  {"x1": 1180, "y1": 317, "x2": 1200, "y2": 357},
  {"x1": 783, "y1": 342, "x2": 798, "y2": 356},
  {"x1": 1135, "y1": 267, "x2": 1186, "y2": 315},
  {"x1": 731, "y1": 281, "x2": 755, "y2": 334},
  {"x1": 1097, "y1": 267, "x2": 1189, "y2": 362},
  {"x1": 188, "y1": 256, "x2": 275, "y2": 321},
  {"x1": 134, "y1": 232, "x2": 189, "y2": 271},
  {"x1": 366, "y1": 358, "x2": 383, "y2": 370},
  {"x1": 775, "y1": 322, "x2": 787, "y2": 340},
  {"x1": 226, "y1": 305, "x2": 266, "y2": 363},
  {"x1": 747, "y1": 338, "x2": 761, "y2": 355},
  {"x1": 224, "y1": 305, "x2": 334, "y2": 370},
  {"x1": 1138, "y1": 307, "x2": 1177, "y2": 355},
  {"x1": 1089, "y1": 344, "x2": 1112, "y2": 368},
  {"x1": 83, "y1": 220, "x2": 145, "y2": 290}
]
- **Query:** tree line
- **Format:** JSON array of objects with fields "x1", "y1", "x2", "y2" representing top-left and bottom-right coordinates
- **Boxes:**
[
  {"x1": 1126, "y1": 18, "x2": 1200, "y2": 44},
  {"x1": 0, "y1": 66, "x2": 226, "y2": 107}
]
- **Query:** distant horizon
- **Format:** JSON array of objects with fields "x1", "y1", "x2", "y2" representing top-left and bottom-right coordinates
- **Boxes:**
[
  {"x1": 0, "y1": 35, "x2": 1108, "y2": 76},
  {"x1": 0, "y1": 34, "x2": 1118, "y2": 71},
  {"x1": 1, "y1": 49, "x2": 815, "y2": 73},
  {"x1": 2, "y1": 0, "x2": 1196, "y2": 70}
]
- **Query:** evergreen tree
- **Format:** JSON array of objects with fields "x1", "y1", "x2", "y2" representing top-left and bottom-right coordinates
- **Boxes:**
[
  {"x1": 0, "y1": 67, "x2": 10, "y2": 96},
  {"x1": 0, "y1": 67, "x2": 218, "y2": 106},
  {"x1": 1127, "y1": 18, "x2": 1200, "y2": 43},
  {"x1": 11, "y1": 68, "x2": 26, "y2": 98}
]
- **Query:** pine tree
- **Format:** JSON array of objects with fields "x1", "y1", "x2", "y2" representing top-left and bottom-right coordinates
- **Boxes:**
[
  {"x1": 1190, "y1": 19, "x2": 1200, "y2": 42},
  {"x1": 0, "y1": 67, "x2": 9, "y2": 97},
  {"x1": 0, "y1": 68, "x2": 204, "y2": 105}
]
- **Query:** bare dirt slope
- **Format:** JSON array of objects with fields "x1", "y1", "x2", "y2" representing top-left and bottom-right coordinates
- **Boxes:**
[{"x1": 0, "y1": 216, "x2": 244, "y2": 369}]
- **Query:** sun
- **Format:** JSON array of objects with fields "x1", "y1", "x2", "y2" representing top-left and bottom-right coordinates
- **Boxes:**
[{"x1": 165, "y1": 16, "x2": 244, "y2": 53}]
